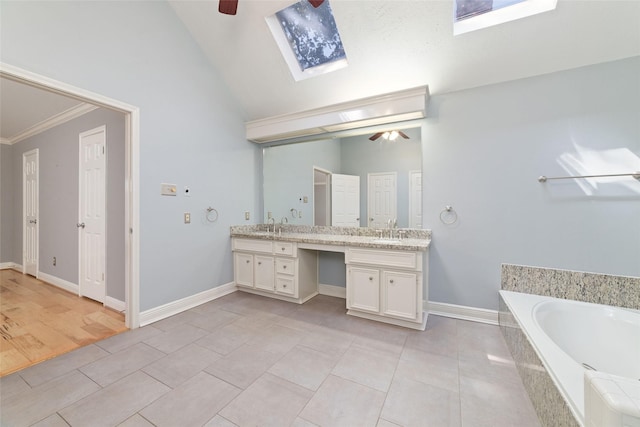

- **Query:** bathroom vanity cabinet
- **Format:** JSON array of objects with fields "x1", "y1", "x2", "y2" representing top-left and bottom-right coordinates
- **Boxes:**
[
  {"x1": 232, "y1": 238, "x2": 318, "y2": 303},
  {"x1": 346, "y1": 247, "x2": 426, "y2": 329},
  {"x1": 231, "y1": 227, "x2": 430, "y2": 330}
]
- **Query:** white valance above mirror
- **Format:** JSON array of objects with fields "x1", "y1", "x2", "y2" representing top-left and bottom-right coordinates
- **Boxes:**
[{"x1": 246, "y1": 86, "x2": 429, "y2": 143}]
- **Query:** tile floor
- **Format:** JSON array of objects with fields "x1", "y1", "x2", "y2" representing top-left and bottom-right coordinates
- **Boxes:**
[{"x1": 0, "y1": 292, "x2": 541, "y2": 427}]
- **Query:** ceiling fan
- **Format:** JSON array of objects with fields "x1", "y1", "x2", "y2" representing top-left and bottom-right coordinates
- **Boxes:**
[
  {"x1": 369, "y1": 131, "x2": 410, "y2": 141},
  {"x1": 219, "y1": 0, "x2": 325, "y2": 15}
]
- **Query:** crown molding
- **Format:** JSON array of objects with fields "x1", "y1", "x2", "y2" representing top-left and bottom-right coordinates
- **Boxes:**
[
  {"x1": 0, "y1": 138, "x2": 11, "y2": 145},
  {"x1": 5, "y1": 103, "x2": 98, "y2": 145}
]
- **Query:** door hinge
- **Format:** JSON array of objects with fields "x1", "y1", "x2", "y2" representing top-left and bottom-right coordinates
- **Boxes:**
[
  {"x1": 102, "y1": 273, "x2": 105, "y2": 281},
  {"x1": 103, "y1": 146, "x2": 105, "y2": 154}
]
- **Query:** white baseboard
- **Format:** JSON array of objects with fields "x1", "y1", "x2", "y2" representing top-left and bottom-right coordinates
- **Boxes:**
[
  {"x1": 426, "y1": 301, "x2": 499, "y2": 325},
  {"x1": 0, "y1": 262, "x2": 21, "y2": 270},
  {"x1": 139, "y1": 282, "x2": 237, "y2": 327},
  {"x1": 38, "y1": 271, "x2": 79, "y2": 294},
  {"x1": 318, "y1": 283, "x2": 346, "y2": 299},
  {"x1": 105, "y1": 296, "x2": 126, "y2": 313}
]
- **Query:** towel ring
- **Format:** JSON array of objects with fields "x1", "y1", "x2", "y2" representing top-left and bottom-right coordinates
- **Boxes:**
[
  {"x1": 439, "y1": 206, "x2": 457, "y2": 225},
  {"x1": 206, "y1": 207, "x2": 218, "y2": 223}
]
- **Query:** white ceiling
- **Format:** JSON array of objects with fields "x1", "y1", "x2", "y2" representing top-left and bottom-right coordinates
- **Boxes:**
[
  {"x1": 170, "y1": 0, "x2": 640, "y2": 120},
  {"x1": 2, "y1": 0, "x2": 639, "y2": 141},
  {"x1": 0, "y1": 78, "x2": 85, "y2": 141}
]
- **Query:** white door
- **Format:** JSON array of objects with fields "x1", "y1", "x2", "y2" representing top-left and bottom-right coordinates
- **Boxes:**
[
  {"x1": 23, "y1": 149, "x2": 39, "y2": 277},
  {"x1": 368, "y1": 172, "x2": 397, "y2": 228},
  {"x1": 331, "y1": 174, "x2": 360, "y2": 226},
  {"x1": 409, "y1": 170, "x2": 422, "y2": 228},
  {"x1": 79, "y1": 126, "x2": 107, "y2": 303}
]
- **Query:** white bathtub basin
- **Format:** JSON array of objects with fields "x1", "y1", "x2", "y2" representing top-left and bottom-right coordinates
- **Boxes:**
[
  {"x1": 500, "y1": 290, "x2": 640, "y2": 426},
  {"x1": 533, "y1": 299, "x2": 640, "y2": 380}
]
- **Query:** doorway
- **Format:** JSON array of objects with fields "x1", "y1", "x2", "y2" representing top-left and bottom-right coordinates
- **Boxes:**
[
  {"x1": 78, "y1": 126, "x2": 107, "y2": 303},
  {"x1": 22, "y1": 149, "x2": 39, "y2": 277},
  {"x1": 367, "y1": 172, "x2": 397, "y2": 228},
  {"x1": 1, "y1": 63, "x2": 140, "y2": 328},
  {"x1": 313, "y1": 167, "x2": 331, "y2": 226}
]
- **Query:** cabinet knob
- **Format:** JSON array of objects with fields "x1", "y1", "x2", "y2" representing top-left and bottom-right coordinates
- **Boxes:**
[
  {"x1": 283, "y1": 265, "x2": 287, "y2": 269},
  {"x1": 281, "y1": 247, "x2": 285, "y2": 251},
  {"x1": 258, "y1": 262, "x2": 262, "y2": 265},
  {"x1": 246, "y1": 260, "x2": 250, "y2": 264},
  {"x1": 390, "y1": 279, "x2": 394, "y2": 284},
  {"x1": 283, "y1": 284, "x2": 287, "y2": 288},
  {"x1": 369, "y1": 276, "x2": 373, "y2": 281}
]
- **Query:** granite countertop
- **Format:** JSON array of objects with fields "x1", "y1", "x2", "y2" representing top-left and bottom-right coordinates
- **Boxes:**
[{"x1": 230, "y1": 225, "x2": 431, "y2": 252}]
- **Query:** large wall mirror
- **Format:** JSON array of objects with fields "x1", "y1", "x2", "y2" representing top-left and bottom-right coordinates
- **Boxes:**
[{"x1": 263, "y1": 124, "x2": 422, "y2": 228}]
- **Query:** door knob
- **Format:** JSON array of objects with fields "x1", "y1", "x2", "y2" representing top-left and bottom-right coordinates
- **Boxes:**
[{"x1": 77, "y1": 222, "x2": 85, "y2": 228}]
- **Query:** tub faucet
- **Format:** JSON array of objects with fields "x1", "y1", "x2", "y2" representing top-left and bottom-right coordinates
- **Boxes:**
[{"x1": 267, "y1": 217, "x2": 275, "y2": 233}]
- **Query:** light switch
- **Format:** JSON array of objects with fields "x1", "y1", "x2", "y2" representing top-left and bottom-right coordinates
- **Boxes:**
[
  {"x1": 184, "y1": 212, "x2": 191, "y2": 224},
  {"x1": 245, "y1": 211, "x2": 250, "y2": 220},
  {"x1": 303, "y1": 196, "x2": 308, "y2": 203},
  {"x1": 161, "y1": 183, "x2": 177, "y2": 196}
]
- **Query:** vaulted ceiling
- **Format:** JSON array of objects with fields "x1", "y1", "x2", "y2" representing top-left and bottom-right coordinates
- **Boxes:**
[
  {"x1": 169, "y1": 0, "x2": 640, "y2": 121},
  {"x1": 2, "y1": 0, "x2": 639, "y2": 140}
]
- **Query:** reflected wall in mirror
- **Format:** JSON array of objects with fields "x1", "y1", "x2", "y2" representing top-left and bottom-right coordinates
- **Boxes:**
[{"x1": 263, "y1": 126, "x2": 422, "y2": 228}]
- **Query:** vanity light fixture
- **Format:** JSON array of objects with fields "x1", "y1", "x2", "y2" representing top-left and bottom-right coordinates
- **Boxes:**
[{"x1": 246, "y1": 86, "x2": 428, "y2": 143}]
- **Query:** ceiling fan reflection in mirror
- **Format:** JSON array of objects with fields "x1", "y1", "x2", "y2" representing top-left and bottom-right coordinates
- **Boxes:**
[
  {"x1": 369, "y1": 131, "x2": 410, "y2": 141},
  {"x1": 219, "y1": 0, "x2": 325, "y2": 15}
]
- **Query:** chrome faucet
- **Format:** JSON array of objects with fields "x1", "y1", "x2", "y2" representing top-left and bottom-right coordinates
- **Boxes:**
[
  {"x1": 267, "y1": 217, "x2": 275, "y2": 233},
  {"x1": 278, "y1": 217, "x2": 288, "y2": 236},
  {"x1": 387, "y1": 218, "x2": 397, "y2": 239}
]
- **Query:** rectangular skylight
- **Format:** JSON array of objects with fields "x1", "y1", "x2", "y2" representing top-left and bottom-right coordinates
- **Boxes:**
[
  {"x1": 454, "y1": 0, "x2": 557, "y2": 35},
  {"x1": 266, "y1": 0, "x2": 348, "y2": 81}
]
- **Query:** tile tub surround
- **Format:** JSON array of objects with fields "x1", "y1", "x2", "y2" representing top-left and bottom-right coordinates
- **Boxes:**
[
  {"x1": 0, "y1": 292, "x2": 541, "y2": 426},
  {"x1": 499, "y1": 295, "x2": 580, "y2": 427},
  {"x1": 499, "y1": 265, "x2": 640, "y2": 427},
  {"x1": 501, "y1": 264, "x2": 640, "y2": 310}
]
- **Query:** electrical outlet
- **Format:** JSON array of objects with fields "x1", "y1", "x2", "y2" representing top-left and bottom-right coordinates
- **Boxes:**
[
  {"x1": 184, "y1": 212, "x2": 191, "y2": 224},
  {"x1": 303, "y1": 196, "x2": 308, "y2": 203},
  {"x1": 53, "y1": 257, "x2": 56, "y2": 266},
  {"x1": 245, "y1": 211, "x2": 250, "y2": 220}
]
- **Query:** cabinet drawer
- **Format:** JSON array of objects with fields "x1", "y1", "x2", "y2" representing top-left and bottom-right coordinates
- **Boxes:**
[
  {"x1": 275, "y1": 258, "x2": 295, "y2": 276},
  {"x1": 275, "y1": 276, "x2": 296, "y2": 296},
  {"x1": 346, "y1": 248, "x2": 418, "y2": 270},
  {"x1": 274, "y1": 241, "x2": 295, "y2": 256},
  {"x1": 233, "y1": 238, "x2": 273, "y2": 254}
]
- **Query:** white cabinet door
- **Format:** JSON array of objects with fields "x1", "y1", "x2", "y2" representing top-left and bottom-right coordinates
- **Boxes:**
[
  {"x1": 382, "y1": 270, "x2": 418, "y2": 320},
  {"x1": 234, "y1": 252, "x2": 254, "y2": 287},
  {"x1": 347, "y1": 266, "x2": 380, "y2": 313},
  {"x1": 254, "y1": 255, "x2": 275, "y2": 291}
]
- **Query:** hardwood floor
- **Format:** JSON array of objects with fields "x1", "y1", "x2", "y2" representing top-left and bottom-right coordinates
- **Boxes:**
[{"x1": 0, "y1": 269, "x2": 127, "y2": 377}]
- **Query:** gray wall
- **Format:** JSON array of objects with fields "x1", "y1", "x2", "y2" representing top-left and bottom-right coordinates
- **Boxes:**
[
  {"x1": 263, "y1": 138, "x2": 341, "y2": 224},
  {"x1": 341, "y1": 127, "x2": 421, "y2": 228},
  {"x1": 0, "y1": 144, "x2": 13, "y2": 263},
  {"x1": 0, "y1": 1, "x2": 257, "y2": 311},
  {"x1": 424, "y1": 56, "x2": 640, "y2": 310},
  {"x1": 7, "y1": 108, "x2": 126, "y2": 300}
]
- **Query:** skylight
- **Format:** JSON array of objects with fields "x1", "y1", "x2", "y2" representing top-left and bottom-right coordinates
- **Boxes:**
[
  {"x1": 453, "y1": 0, "x2": 557, "y2": 35},
  {"x1": 266, "y1": 0, "x2": 347, "y2": 81}
]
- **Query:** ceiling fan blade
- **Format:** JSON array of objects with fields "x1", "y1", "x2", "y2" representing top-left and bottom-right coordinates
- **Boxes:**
[
  {"x1": 308, "y1": 0, "x2": 324, "y2": 8},
  {"x1": 399, "y1": 131, "x2": 410, "y2": 139},
  {"x1": 369, "y1": 132, "x2": 383, "y2": 141},
  {"x1": 219, "y1": 0, "x2": 238, "y2": 15}
]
